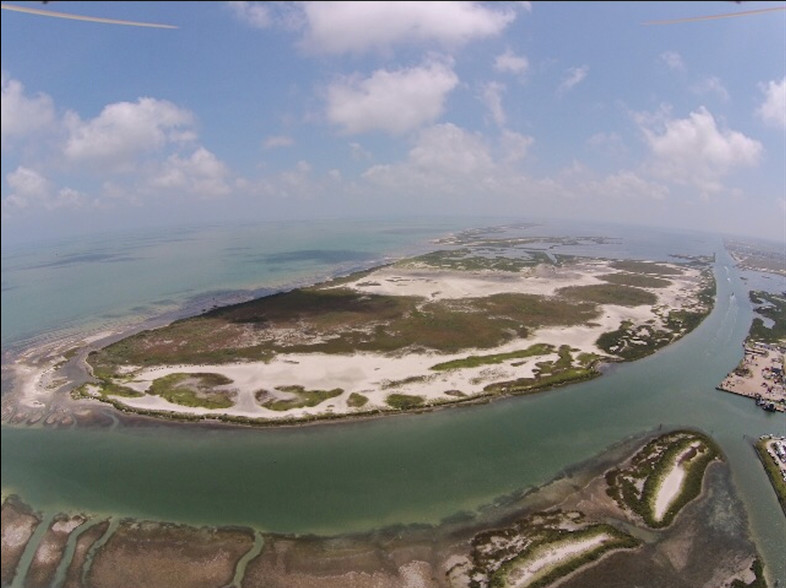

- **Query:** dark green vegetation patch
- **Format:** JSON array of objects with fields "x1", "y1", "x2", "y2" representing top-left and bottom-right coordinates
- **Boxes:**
[
  {"x1": 482, "y1": 345, "x2": 601, "y2": 396},
  {"x1": 557, "y1": 284, "x2": 658, "y2": 307},
  {"x1": 346, "y1": 392, "x2": 369, "y2": 408},
  {"x1": 87, "y1": 286, "x2": 599, "y2": 378},
  {"x1": 754, "y1": 437, "x2": 786, "y2": 516},
  {"x1": 598, "y1": 272, "x2": 671, "y2": 288},
  {"x1": 402, "y1": 248, "x2": 563, "y2": 272},
  {"x1": 595, "y1": 269, "x2": 714, "y2": 360},
  {"x1": 149, "y1": 372, "x2": 235, "y2": 409},
  {"x1": 72, "y1": 380, "x2": 143, "y2": 400},
  {"x1": 386, "y1": 393, "x2": 426, "y2": 410},
  {"x1": 595, "y1": 320, "x2": 672, "y2": 361},
  {"x1": 430, "y1": 343, "x2": 554, "y2": 371},
  {"x1": 748, "y1": 290, "x2": 786, "y2": 344},
  {"x1": 610, "y1": 260, "x2": 684, "y2": 275},
  {"x1": 255, "y1": 385, "x2": 343, "y2": 411}
]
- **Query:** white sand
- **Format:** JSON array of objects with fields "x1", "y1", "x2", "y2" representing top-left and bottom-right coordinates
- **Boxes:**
[
  {"x1": 505, "y1": 533, "x2": 612, "y2": 587},
  {"x1": 1, "y1": 515, "x2": 38, "y2": 550},
  {"x1": 652, "y1": 441, "x2": 703, "y2": 522}
]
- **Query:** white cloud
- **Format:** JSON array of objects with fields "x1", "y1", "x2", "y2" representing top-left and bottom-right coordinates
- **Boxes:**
[
  {"x1": 691, "y1": 76, "x2": 729, "y2": 101},
  {"x1": 149, "y1": 147, "x2": 231, "y2": 198},
  {"x1": 757, "y1": 77, "x2": 786, "y2": 129},
  {"x1": 362, "y1": 123, "x2": 539, "y2": 206},
  {"x1": 583, "y1": 170, "x2": 669, "y2": 201},
  {"x1": 326, "y1": 60, "x2": 458, "y2": 135},
  {"x1": 1, "y1": 73, "x2": 55, "y2": 149},
  {"x1": 349, "y1": 142, "x2": 373, "y2": 161},
  {"x1": 3, "y1": 166, "x2": 86, "y2": 211},
  {"x1": 587, "y1": 132, "x2": 627, "y2": 158},
  {"x1": 264, "y1": 135, "x2": 295, "y2": 149},
  {"x1": 659, "y1": 51, "x2": 685, "y2": 71},
  {"x1": 299, "y1": 1, "x2": 516, "y2": 54},
  {"x1": 5, "y1": 166, "x2": 52, "y2": 208},
  {"x1": 363, "y1": 123, "x2": 495, "y2": 196},
  {"x1": 481, "y1": 82, "x2": 506, "y2": 127},
  {"x1": 637, "y1": 106, "x2": 763, "y2": 194},
  {"x1": 500, "y1": 130, "x2": 534, "y2": 163},
  {"x1": 239, "y1": 160, "x2": 331, "y2": 201},
  {"x1": 558, "y1": 66, "x2": 589, "y2": 94},
  {"x1": 494, "y1": 49, "x2": 529, "y2": 76},
  {"x1": 228, "y1": 1, "x2": 272, "y2": 28},
  {"x1": 409, "y1": 123, "x2": 494, "y2": 174},
  {"x1": 359, "y1": 122, "x2": 670, "y2": 224},
  {"x1": 64, "y1": 97, "x2": 195, "y2": 172},
  {"x1": 49, "y1": 188, "x2": 87, "y2": 210}
]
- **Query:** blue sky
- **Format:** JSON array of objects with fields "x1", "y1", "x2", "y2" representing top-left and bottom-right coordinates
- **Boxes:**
[{"x1": 2, "y1": 1, "x2": 784, "y2": 246}]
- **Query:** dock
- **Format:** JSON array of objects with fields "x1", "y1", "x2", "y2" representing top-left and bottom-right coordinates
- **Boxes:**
[{"x1": 717, "y1": 342, "x2": 786, "y2": 412}]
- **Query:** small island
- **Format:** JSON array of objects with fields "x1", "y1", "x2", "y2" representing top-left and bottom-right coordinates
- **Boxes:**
[{"x1": 3, "y1": 233, "x2": 716, "y2": 428}]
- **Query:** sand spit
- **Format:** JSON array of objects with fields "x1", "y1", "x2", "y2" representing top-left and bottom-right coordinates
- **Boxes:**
[
  {"x1": 496, "y1": 530, "x2": 625, "y2": 588},
  {"x1": 651, "y1": 440, "x2": 705, "y2": 523}
]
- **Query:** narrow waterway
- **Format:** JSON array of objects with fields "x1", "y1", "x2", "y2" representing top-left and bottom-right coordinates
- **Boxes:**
[{"x1": 2, "y1": 240, "x2": 784, "y2": 582}]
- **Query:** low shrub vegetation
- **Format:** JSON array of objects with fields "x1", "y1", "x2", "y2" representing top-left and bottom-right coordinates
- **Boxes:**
[
  {"x1": 150, "y1": 372, "x2": 235, "y2": 409},
  {"x1": 386, "y1": 393, "x2": 425, "y2": 410},
  {"x1": 346, "y1": 392, "x2": 369, "y2": 408},
  {"x1": 258, "y1": 385, "x2": 343, "y2": 411}
]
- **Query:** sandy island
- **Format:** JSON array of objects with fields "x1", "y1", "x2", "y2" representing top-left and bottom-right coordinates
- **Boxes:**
[{"x1": 3, "y1": 254, "x2": 714, "y2": 427}]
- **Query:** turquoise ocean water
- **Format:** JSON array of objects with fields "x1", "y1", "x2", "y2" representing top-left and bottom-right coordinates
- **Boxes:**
[{"x1": 2, "y1": 217, "x2": 785, "y2": 582}]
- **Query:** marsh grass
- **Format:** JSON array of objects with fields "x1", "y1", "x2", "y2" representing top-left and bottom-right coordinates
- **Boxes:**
[
  {"x1": 257, "y1": 385, "x2": 343, "y2": 411},
  {"x1": 754, "y1": 438, "x2": 786, "y2": 516},
  {"x1": 150, "y1": 372, "x2": 235, "y2": 409},
  {"x1": 88, "y1": 287, "x2": 598, "y2": 376},
  {"x1": 430, "y1": 343, "x2": 554, "y2": 371},
  {"x1": 605, "y1": 431, "x2": 721, "y2": 528},
  {"x1": 346, "y1": 392, "x2": 369, "y2": 408},
  {"x1": 386, "y1": 393, "x2": 426, "y2": 410},
  {"x1": 749, "y1": 291, "x2": 786, "y2": 343},
  {"x1": 489, "y1": 525, "x2": 639, "y2": 588},
  {"x1": 557, "y1": 284, "x2": 658, "y2": 307},
  {"x1": 610, "y1": 260, "x2": 684, "y2": 275},
  {"x1": 598, "y1": 272, "x2": 671, "y2": 288}
]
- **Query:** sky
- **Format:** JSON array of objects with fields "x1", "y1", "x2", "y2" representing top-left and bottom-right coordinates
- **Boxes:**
[{"x1": 1, "y1": 1, "x2": 785, "y2": 246}]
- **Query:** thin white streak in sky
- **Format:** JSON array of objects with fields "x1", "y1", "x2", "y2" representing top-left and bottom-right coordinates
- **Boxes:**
[
  {"x1": 643, "y1": 5, "x2": 785, "y2": 26},
  {"x1": 1, "y1": 3, "x2": 178, "y2": 29}
]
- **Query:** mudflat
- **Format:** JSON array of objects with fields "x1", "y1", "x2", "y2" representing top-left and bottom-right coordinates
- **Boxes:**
[{"x1": 1, "y1": 429, "x2": 765, "y2": 588}]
